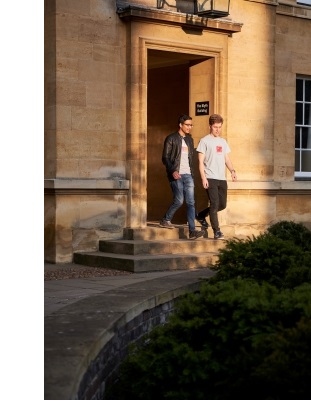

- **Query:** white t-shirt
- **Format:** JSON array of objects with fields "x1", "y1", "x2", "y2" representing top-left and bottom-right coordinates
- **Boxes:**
[
  {"x1": 196, "y1": 134, "x2": 231, "y2": 180},
  {"x1": 179, "y1": 137, "x2": 191, "y2": 174}
]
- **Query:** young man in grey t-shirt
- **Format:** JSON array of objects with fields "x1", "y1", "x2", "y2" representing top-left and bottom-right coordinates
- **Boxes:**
[{"x1": 196, "y1": 114, "x2": 237, "y2": 239}]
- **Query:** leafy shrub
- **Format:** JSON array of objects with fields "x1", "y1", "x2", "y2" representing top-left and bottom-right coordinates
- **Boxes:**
[
  {"x1": 106, "y1": 280, "x2": 311, "y2": 400},
  {"x1": 267, "y1": 220, "x2": 311, "y2": 251},
  {"x1": 210, "y1": 221, "x2": 311, "y2": 289},
  {"x1": 105, "y1": 221, "x2": 311, "y2": 399}
]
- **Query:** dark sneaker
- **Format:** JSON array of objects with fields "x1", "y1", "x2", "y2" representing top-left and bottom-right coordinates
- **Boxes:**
[
  {"x1": 189, "y1": 230, "x2": 205, "y2": 240},
  {"x1": 195, "y1": 215, "x2": 209, "y2": 229},
  {"x1": 159, "y1": 219, "x2": 174, "y2": 229},
  {"x1": 214, "y1": 230, "x2": 225, "y2": 240}
]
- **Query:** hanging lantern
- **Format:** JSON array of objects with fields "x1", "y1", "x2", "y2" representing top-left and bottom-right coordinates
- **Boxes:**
[{"x1": 196, "y1": 0, "x2": 230, "y2": 18}]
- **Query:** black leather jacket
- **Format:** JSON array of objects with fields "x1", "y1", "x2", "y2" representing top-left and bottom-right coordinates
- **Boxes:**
[{"x1": 162, "y1": 131, "x2": 195, "y2": 182}]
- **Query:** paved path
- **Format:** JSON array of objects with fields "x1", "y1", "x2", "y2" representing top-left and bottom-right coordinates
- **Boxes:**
[{"x1": 45, "y1": 268, "x2": 204, "y2": 316}]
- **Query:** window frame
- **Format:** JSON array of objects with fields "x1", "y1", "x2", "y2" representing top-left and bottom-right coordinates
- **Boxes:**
[{"x1": 295, "y1": 76, "x2": 311, "y2": 180}]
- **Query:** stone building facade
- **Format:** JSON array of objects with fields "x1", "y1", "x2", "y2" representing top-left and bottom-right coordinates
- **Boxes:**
[{"x1": 44, "y1": 0, "x2": 311, "y2": 263}]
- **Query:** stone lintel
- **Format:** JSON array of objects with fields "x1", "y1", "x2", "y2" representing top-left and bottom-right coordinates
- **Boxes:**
[{"x1": 117, "y1": 5, "x2": 243, "y2": 34}]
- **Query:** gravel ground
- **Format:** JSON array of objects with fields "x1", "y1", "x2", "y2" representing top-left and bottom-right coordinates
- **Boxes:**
[{"x1": 44, "y1": 263, "x2": 131, "y2": 281}]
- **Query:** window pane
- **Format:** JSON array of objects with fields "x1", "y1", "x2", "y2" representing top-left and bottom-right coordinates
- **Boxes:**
[
  {"x1": 296, "y1": 79, "x2": 303, "y2": 101},
  {"x1": 295, "y1": 150, "x2": 300, "y2": 171},
  {"x1": 295, "y1": 127, "x2": 301, "y2": 148},
  {"x1": 302, "y1": 127, "x2": 311, "y2": 149},
  {"x1": 304, "y1": 104, "x2": 311, "y2": 125},
  {"x1": 296, "y1": 103, "x2": 303, "y2": 124},
  {"x1": 305, "y1": 80, "x2": 311, "y2": 102},
  {"x1": 301, "y1": 151, "x2": 311, "y2": 172}
]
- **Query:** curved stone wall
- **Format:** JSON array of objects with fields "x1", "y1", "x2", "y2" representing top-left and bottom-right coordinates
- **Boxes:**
[
  {"x1": 44, "y1": 269, "x2": 214, "y2": 400},
  {"x1": 78, "y1": 298, "x2": 177, "y2": 399}
]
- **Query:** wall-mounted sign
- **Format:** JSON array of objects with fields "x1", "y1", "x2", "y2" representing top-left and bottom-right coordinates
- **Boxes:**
[{"x1": 195, "y1": 101, "x2": 209, "y2": 116}]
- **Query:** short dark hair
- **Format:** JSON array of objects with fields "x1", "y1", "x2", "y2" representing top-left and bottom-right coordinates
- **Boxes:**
[
  {"x1": 209, "y1": 114, "x2": 223, "y2": 126},
  {"x1": 178, "y1": 114, "x2": 192, "y2": 126}
]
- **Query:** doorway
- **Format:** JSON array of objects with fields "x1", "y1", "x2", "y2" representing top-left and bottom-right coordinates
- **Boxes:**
[{"x1": 147, "y1": 49, "x2": 214, "y2": 224}]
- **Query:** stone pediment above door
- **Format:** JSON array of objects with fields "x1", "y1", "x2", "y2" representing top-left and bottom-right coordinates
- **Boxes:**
[{"x1": 116, "y1": 1, "x2": 243, "y2": 35}]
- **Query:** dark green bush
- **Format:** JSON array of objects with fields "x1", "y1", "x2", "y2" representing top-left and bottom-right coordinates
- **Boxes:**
[
  {"x1": 105, "y1": 221, "x2": 311, "y2": 399},
  {"x1": 106, "y1": 280, "x2": 311, "y2": 400},
  {"x1": 267, "y1": 220, "x2": 311, "y2": 251},
  {"x1": 210, "y1": 221, "x2": 311, "y2": 289}
]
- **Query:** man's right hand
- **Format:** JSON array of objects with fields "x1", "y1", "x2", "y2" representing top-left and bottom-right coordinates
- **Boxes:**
[
  {"x1": 202, "y1": 178, "x2": 209, "y2": 189},
  {"x1": 172, "y1": 171, "x2": 181, "y2": 180}
]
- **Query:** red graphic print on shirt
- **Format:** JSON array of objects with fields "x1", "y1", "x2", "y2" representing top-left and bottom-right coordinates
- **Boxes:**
[{"x1": 216, "y1": 146, "x2": 223, "y2": 153}]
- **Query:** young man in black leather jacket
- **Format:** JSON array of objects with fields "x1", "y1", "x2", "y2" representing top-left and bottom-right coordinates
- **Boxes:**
[{"x1": 160, "y1": 114, "x2": 204, "y2": 240}]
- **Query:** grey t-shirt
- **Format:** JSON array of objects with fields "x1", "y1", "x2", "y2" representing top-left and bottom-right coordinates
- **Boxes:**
[{"x1": 196, "y1": 134, "x2": 231, "y2": 180}]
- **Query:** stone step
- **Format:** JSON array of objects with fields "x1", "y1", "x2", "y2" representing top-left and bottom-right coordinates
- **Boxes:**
[
  {"x1": 99, "y1": 238, "x2": 225, "y2": 255},
  {"x1": 123, "y1": 224, "x2": 188, "y2": 240},
  {"x1": 73, "y1": 225, "x2": 227, "y2": 273},
  {"x1": 73, "y1": 251, "x2": 219, "y2": 273},
  {"x1": 123, "y1": 222, "x2": 213, "y2": 240}
]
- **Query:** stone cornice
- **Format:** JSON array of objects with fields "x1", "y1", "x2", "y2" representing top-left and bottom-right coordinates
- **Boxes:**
[
  {"x1": 244, "y1": 0, "x2": 278, "y2": 5},
  {"x1": 277, "y1": 1, "x2": 311, "y2": 18},
  {"x1": 228, "y1": 181, "x2": 311, "y2": 195},
  {"x1": 117, "y1": 5, "x2": 243, "y2": 34},
  {"x1": 44, "y1": 178, "x2": 130, "y2": 195},
  {"x1": 44, "y1": 179, "x2": 310, "y2": 196}
]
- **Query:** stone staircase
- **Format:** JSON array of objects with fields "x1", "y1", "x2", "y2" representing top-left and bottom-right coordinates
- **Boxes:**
[{"x1": 73, "y1": 222, "x2": 227, "y2": 273}]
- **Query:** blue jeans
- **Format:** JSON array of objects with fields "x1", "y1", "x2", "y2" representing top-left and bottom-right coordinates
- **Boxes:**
[{"x1": 164, "y1": 174, "x2": 196, "y2": 232}]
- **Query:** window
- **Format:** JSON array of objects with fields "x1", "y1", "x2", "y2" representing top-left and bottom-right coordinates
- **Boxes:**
[{"x1": 295, "y1": 77, "x2": 311, "y2": 180}]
